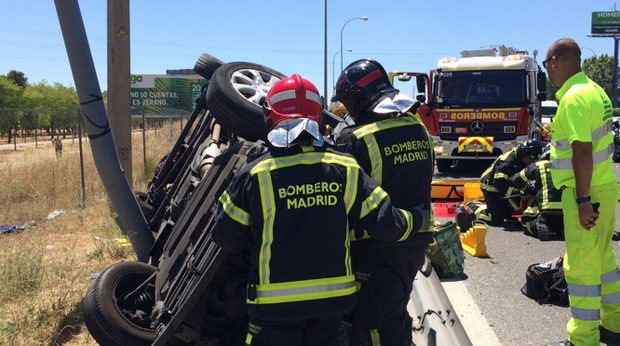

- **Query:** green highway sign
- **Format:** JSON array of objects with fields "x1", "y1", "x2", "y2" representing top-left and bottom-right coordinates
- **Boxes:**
[
  {"x1": 592, "y1": 11, "x2": 620, "y2": 34},
  {"x1": 130, "y1": 74, "x2": 207, "y2": 116}
]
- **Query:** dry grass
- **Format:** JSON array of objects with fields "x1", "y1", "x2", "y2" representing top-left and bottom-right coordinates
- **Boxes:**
[{"x1": 0, "y1": 124, "x2": 178, "y2": 345}]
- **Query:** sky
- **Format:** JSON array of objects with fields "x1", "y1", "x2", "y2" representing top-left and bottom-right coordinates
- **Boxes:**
[{"x1": 1, "y1": 0, "x2": 619, "y2": 99}]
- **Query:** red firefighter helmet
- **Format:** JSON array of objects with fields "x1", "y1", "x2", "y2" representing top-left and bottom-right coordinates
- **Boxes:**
[{"x1": 264, "y1": 74, "x2": 323, "y2": 131}]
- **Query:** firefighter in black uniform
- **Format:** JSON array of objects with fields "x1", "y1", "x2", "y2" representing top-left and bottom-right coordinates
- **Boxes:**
[
  {"x1": 478, "y1": 139, "x2": 543, "y2": 226},
  {"x1": 512, "y1": 146, "x2": 564, "y2": 240},
  {"x1": 211, "y1": 74, "x2": 428, "y2": 346},
  {"x1": 333, "y1": 59, "x2": 434, "y2": 346}
]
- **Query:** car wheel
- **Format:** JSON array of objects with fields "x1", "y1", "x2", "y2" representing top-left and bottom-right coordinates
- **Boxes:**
[
  {"x1": 206, "y1": 62, "x2": 287, "y2": 142},
  {"x1": 83, "y1": 261, "x2": 157, "y2": 346},
  {"x1": 194, "y1": 54, "x2": 225, "y2": 80},
  {"x1": 134, "y1": 191, "x2": 155, "y2": 223}
]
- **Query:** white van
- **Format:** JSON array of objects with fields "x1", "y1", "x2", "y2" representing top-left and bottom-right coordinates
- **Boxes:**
[{"x1": 540, "y1": 100, "x2": 558, "y2": 125}]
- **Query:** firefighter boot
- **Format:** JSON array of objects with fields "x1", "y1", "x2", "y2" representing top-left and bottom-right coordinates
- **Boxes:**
[
  {"x1": 544, "y1": 340, "x2": 575, "y2": 346},
  {"x1": 536, "y1": 217, "x2": 551, "y2": 241}
]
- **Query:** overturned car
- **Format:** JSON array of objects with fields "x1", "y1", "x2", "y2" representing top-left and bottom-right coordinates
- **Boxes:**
[{"x1": 82, "y1": 55, "x2": 350, "y2": 346}]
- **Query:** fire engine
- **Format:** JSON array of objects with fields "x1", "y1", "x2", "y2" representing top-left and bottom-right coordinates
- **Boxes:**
[{"x1": 390, "y1": 46, "x2": 547, "y2": 172}]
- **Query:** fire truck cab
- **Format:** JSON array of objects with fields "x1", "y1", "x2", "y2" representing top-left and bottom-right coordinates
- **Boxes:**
[{"x1": 391, "y1": 46, "x2": 548, "y2": 172}]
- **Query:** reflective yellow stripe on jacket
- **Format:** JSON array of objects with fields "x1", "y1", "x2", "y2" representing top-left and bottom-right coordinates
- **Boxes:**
[
  {"x1": 249, "y1": 275, "x2": 357, "y2": 305},
  {"x1": 220, "y1": 190, "x2": 251, "y2": 226}
]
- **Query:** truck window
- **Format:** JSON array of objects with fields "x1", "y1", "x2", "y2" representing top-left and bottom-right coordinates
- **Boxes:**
[
  {"x1": 540, "y1": 106, "x2": 557, "y2": 118},
  {"x1": 436, "y1": 70, "x2": 526, "y2": 108}
]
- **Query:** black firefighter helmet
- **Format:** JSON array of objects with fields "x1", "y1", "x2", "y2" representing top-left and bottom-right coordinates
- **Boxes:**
[
  {"x1": 332, "y1": 59, "x2": 398, "y2": 120},
  {"x1": 516, "y1": 139, "x2": 543, "y2": 161}
]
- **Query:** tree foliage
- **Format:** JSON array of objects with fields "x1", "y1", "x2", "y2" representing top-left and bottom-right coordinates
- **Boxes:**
[
  {"x1": 583, "y1": 54, "x2": 614, "y2": 102},
  {"x1": 0, "y1": 76, "x2": 23, "y2": 108},
  {"x1": 545, "y1": 54, "x2": 618, "y2": 104},
  {"x1": 0, "y1": 74, "x2": 80, "y2": 143},
  {"x1": 5, "y1": 70, "x2": 28, "y2": 87}
]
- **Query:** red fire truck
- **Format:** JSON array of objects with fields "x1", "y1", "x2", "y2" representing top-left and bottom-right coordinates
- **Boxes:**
[{"x1": 390, "y1": 46, "x2": 547, "y2": 172}]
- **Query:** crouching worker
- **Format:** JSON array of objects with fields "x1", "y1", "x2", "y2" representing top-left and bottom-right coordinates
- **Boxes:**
[
  {"x1": 211, "y1": 74, "x2": 429, "y2": 346},
  {"x1": 478, "y1": 139, "x2": 543, "y2": 225},
  {"x1": 512, "y1": 146, "x2": 564, "y2": 240}
]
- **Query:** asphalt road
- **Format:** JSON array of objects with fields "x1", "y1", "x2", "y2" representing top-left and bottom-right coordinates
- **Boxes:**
[{"x1": 434, "y1": 160, "x2": 620, "y2": 346}]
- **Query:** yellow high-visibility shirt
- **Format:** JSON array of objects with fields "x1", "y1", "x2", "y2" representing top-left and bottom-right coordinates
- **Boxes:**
[{"x1": 549, "y1": 71, "x2": 615, "y2": 188}]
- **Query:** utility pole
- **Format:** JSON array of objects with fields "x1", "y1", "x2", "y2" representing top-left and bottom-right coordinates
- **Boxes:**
[{"x1": 107, "y1": 0, "x2": 132, "y2": 185}]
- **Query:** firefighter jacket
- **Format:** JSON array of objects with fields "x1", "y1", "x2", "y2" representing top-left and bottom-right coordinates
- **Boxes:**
[
  {"x1": 512, "y1": 160, "x2": 562, "y2": 215},
  {"x1": 479, "y1": 148, "x2": 527, "y2": 211},
  {"x1": 336, "y1": 112, "x2": 434, "y2": 245},
  {"x1": 211, "y1": 143, "x2": 422, "y2": 321}
]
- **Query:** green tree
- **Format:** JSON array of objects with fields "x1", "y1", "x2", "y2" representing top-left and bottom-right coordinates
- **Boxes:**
[
  {"x1": 0, "y1": 76, "x2": 24, "y2": 143},
  {"x1": 5, "y1": 70, "x2": 28, "y2": 88},
  {"x1": 545, "y1": 54, "x2": 617, "y2": 104},
  {"x1": 583, "y1": 54, "x2": 614, "y2": 102},
  {"x1": 546, "y1": 78, "x2": 558, "y2": 102},
  {"x1": 0, "y1": 76, "x2": 23, "y2": 108},
  {"x1": 19, "y1": 81, "x2": 79, "y2": 138}
]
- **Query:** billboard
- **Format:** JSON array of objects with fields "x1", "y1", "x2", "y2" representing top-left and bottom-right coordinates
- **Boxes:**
[
  {"x1": 592, "y1": 11, "x2": 620, "y2": 34},
  {"x1": 130, "y1": 74, "x2": 207, "y2": 116}
]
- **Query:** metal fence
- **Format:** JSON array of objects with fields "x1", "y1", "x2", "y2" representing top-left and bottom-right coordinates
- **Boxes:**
[{"x1": 0, "y1": 107, "x2": 184, "y2": 224}]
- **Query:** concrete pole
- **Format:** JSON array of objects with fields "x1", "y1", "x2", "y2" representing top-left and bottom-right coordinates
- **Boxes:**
[
  {"x1": 107, "y1": 0, "x2": 132, "y2": 186},
  {"x1": 54, "y1": 0, "x2": 153, "y2": 262}
]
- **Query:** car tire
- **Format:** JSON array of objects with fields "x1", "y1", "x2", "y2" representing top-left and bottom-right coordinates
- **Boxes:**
[
  {"x1": 206, "y1": 62, "x2": 286, "y2": 142},
  {"x1": 194, "y1": 54, "x2": 225, "y2": 80},
  {"x1": 134, "y1": 191, "x2": 155, "y2": 223},
  {"x1": 83, "y1": 261, "x2": 157, "y2": 346}
]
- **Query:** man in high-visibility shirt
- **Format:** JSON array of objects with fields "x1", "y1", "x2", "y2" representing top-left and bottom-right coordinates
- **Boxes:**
[
  {"x1": 211, "y1": 74, "x2": 428, "y2": 346},
  {"x1": 543, "y1": 38, "x2": 620, "y2": 346}
]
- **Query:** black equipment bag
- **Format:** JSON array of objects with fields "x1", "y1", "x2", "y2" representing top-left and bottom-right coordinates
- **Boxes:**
[
  {"x1": 454, "y1": 199, "x2": 483, "y2": 232},
  {"x1": 521, "y1": 256, "x2": 569, "y2": 306}
]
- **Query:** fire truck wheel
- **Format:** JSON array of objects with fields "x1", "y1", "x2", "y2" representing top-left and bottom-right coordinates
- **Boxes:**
[
  {"x1": 83, "y1": 261, "x2": 157, "y2": 346},
  {"x1": 436, "y1": 159, "x2": 452, "y2": 173},
  {"x1": 206, "y1": 62, "x2": 287, "y2": 142},
  {"x1": 194, "y1": 54, "x2": 225, "y2": 80}
]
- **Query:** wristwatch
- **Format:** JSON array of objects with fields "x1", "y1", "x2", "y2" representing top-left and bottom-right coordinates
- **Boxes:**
[{"x1": 575, "y1": 196, "x2": 591, "y2": 205}]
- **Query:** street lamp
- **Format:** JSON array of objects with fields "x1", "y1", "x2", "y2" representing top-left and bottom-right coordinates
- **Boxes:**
[
  {"x1": 340, "y1": 16, "x2": 368, "y2": 71},
  {"x1": 580, "y1": 46, "x2": 597, "y2": 58},
  {"x1": 333, "y1": 49, "x2": 352, "y2": 90}
]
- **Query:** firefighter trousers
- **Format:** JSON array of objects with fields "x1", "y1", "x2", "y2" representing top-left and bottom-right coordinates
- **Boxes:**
[
  {"x1": 245, "y1": 314, "x2": 343, "y2": 346},
  {"x1": 479, "y1": 189, "x2": 519, "y2": 225},
  {"x1": 523, "y1": 213, "x2": 564, "y2": 240},
  {"x1": 562, "y1": 181, "x2": 620, "y2": 346},
  {"x1": 351, "y1": 243, "x2": 427, "y2": 346}
]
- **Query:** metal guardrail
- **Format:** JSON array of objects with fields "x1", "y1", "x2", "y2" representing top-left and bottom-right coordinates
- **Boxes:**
[{"x1": 410, "y1": 256, "x2": 473, "y2": 346}]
